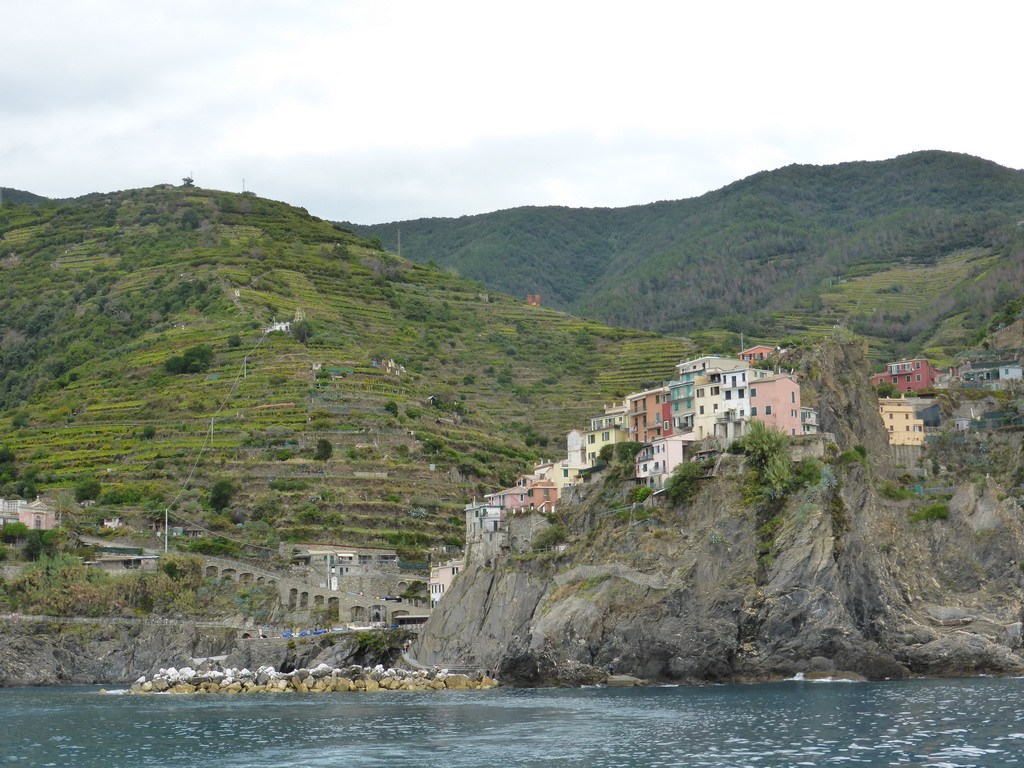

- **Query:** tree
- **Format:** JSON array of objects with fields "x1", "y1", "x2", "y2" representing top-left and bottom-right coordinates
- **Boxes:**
[
  {"x1": 383, "y1": 400, "x2": 399, "y2": 417},
  {"x1": 1, "y1": 521, "x2": 29, "y2": 543},
  {"x1": 314, "y1": 438, "x2": 333, "y2": 461},
  {"x1": 164, "y1": 345, "x2": 214, "y2": 374},
  {"x1": 291, "y1": 320, "x2": 315, "y2": 344},
  {"x1": 666, "y1": 461, "x2": 702, "y2": 505},
  {"x1": 209, "y1": 478, "x2": 236, "y2": 511},
  {"x1": 876, "y1": 382, "x2": 900, "y2": 398},
  {"x1": 75, "y1": 476, "x2": 102, "y2": 502}
]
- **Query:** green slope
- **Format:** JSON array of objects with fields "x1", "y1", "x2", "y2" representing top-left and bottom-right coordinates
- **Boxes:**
[
  {"x1": 0, "y1": 184, "x2": 693, "y2": 559},
  {"x1": 344, "y1": 151, "x2": 1024, "y2": 359}
]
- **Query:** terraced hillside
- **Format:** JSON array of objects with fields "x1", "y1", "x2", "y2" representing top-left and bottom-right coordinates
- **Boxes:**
[{"x1": 0, "y1": 185, "x2": 695, "y2": 561}]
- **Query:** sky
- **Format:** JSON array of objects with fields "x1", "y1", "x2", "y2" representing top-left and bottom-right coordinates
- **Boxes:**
[{"x1": 3, "y1": 1, "x2": 1022, "y2": 224}]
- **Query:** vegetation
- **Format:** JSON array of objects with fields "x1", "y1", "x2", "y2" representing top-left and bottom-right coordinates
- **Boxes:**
[
  {"x1": 347, "y1": 150, "x2": 1024, "y2": 361},
  {"x1": 0, "y1": 183, "x2": 698, "y2": 561}
]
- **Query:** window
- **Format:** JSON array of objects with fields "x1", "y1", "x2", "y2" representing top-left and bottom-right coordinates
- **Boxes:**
[
  {"x1": 711, "y1": 386, "x2": 720, "y2": 396},
  {"x1": 791, "y1": 391, "x2": 796, "y2": 403},
  {"x1": 563, "y1": 469, "x2": 569, "y2": 478},
  {"x1": 915, "y1": 361, "x2": 921, "y2": 369},
  {"x1": 588, "y1": 434, "x2": 596, "y2": 444},
  {"x1": 916, "y1": 374, "x2": 921, "y2": 382},
  {"x1": 750, "y1": 388, "x2": 757, "y2": 397},
  {"x1": 906, "y1": 375, "x2": 911, "y2": 383},
  {"x1": 750, "y1": 407, "x2": 757, "y2": 416},
  {"x1": 765, "y1": 405, "x2": 772, "y2": 415},
  {"x1": 738, "y1": 389, "x2": 745, "y2": 398},
  {"x1": 602, "y1": 431, "x2": 610, "y2": 441},
  {"x1": 699, "y1": 406, "x2": 705, "y2": 415},
  {"x1": 791, "y1": 409, "x2": 797, "y2": 418},
  {"x1": 725, "y1": 390, "x2": 732, "y2": 400}
]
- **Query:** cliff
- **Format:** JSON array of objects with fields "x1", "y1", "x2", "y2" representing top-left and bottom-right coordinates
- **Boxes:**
[{"x1": 415, "y1": 341, "x2": 1024, "y2": 685}]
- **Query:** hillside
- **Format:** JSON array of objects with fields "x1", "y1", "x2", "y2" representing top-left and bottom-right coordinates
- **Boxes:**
[
  {"x1": 0, "y1": 184, "x2": 694, "y2": 560},
  {"x1": 344, "y1": 151, "x2": 1024, "y2": 361}
]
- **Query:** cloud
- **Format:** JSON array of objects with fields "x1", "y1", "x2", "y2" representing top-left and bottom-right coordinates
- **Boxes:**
[{"x1": 2, "y1": 1, "x2": 1022, "y2": 221}]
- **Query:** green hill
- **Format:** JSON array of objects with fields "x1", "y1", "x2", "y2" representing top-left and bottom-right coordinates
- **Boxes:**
[
  {"x1": 343, "y1": 151, "x2": 1024, "y2": 361},
  {"x1": 0, "y1": 184, "x2": 694, "y2": 560}
]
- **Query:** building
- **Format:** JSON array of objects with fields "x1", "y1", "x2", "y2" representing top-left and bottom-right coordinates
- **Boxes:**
[
  {"x1": 633, "y1": 434, "x2": 696, "y2": 489},
  {"x1": 0, "y1": 497, "x2": 57, "y2": 531},
  {"x1": 958, "y1": 360, "x2": 1023, "y2": 390},
  {"x1": 627, "y1": 386, "x2": 672, "y2": 443},
  {"x1": 428, "y1": 559, "x2": 464, "y2": 605},
  {"x1": 739, "y1": 345, "x2": 776, "y2": 363},
  {"x1": 464, "y1": 500, "x2": 506, "y2": 562},
  {"x1": 750, "y1": 374, "x2": 803, "y2": 436},
  {"x1": 871, "y1": 358, "x2": 940, "y2": 393},
  {"x1": 878, "y1": 398, "x2": 925, "y2": 445},
  {"x1": 800, "y1": 407, "x2": 819, "y2": 435}
]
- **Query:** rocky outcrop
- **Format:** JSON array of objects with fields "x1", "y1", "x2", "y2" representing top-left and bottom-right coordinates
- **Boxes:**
[
  {"x1": 415, "y1": 342, "x2": 1024, "y2": 686},
  {"x1": 0, "y1": 621, "x2": 406, "y2": 687}
]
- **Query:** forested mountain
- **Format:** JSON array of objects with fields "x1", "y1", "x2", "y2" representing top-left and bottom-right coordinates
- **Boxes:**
[
  {"x1": 344, "y1": 151, "x2": 1024, "y2": 359},
  {"x1": 0, "y1": 184, "x2": 692, "y2": 559}
]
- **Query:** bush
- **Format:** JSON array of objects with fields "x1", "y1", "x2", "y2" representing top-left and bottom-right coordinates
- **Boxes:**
[
  {"x1": 666, "y1": 461, "x2": 702, "y2": 505},
  {"x1": 910, "y1": 503, "x2": 948, "y2": 522},
  {"x1": 164, "y1": 345, "x2": 213, "y2": 374},
  {"x1": 532, "y1": 524, "x2": 566, "y2": 550},
  {"x1": 314, "y1": 438, "x2": 333, "y2": 461}
]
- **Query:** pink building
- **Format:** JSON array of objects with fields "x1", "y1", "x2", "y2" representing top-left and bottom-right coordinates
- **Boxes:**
[
  {"x1": 19, "y1": 498, "x2": 57, "y2": 531},
  {"x1": 870, "y1": 358, "x2": 940, "y2": 393},
  {"x1": 634, "y1": 434, "x2": 697, "y2": 489},
  {"x1": 750, "y1": 374, "x2": 802, "y2": 436},
  {"x1": 429, "y1": 559, "x2": 464, "y2": 605}
]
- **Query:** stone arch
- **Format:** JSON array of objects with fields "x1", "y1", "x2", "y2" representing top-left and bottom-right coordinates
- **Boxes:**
[
  {"x1": 397, "y1": 581, "x2": 409, "y2": 592},
  {"x1": 370, "y1": 604, "x2": 383, "y2": 624},
  {"x1": 206, "y1": 565, "x2": 218, "y2": 577},
  {"x1": 221, "y1": 568, "x2": 236, "y2": 581},
  {"x1": 391, "y1": 609, "x2": 409, "y2": 619},
  {"x1": 299, "y1": 591, "x2": 309, "y2": 608},
  {"x1": 350, "y1": 605, "x2": 367, "y2": 622},
  {"x1": 313, "y1": 594, "x2": 324, "y2": 606},
  {"x1": 256, "y1": 576, "x2": 265, "y2": 585},
  {"x1": 239, "y1": 572, "x2": 254, "y2": 583},
  {"x1": 288, "y1": 588, "x2": 298, "y2": 610},
  {"x1": 327, "y1": 596, "x2": 339, "y2": 617}
]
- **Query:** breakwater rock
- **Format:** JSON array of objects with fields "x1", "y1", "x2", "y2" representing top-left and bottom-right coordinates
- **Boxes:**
[{"x1": 128, "y1": 663, "x2": 500, "y2": 694}]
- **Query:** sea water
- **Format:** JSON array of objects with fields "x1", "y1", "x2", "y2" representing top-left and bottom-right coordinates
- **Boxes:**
[{"x1": 3, "y1": 676, "x2": 1024, "y2": 767}]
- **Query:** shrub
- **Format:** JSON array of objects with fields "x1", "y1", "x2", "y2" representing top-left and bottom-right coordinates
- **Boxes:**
[
  {"x1": 314, "y1": 438, "x2": 333, "y2": 461},
  {"x1": 533, "y1": 524, "x2": 566, "y2": 550},
  {"x1": 666, "y1": 461, "x2": 702, "y2": 505},
  {"x1": 164, "y1": 345, "x2": 213, "y2": 374},
  {"x1": 910, "y1": 503, "x2": 949, "y2": 523}
]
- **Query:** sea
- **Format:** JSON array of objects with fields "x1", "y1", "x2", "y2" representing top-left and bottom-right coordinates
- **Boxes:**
[{"x1": 3, "y1": 676, "x2": 1024, "y2": 768}]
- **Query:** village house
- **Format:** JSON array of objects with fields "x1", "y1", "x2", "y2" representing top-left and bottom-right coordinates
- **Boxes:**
[
  {"x1": 464, "y1": 499, "x2": 506, "y2": 562},
  {"x1": 428, "y1": 559, "x2": 464, "y2": 605},
  {"x1": 870, "y1": 358, "x2": 940, "y2": 393},
  {"x1": 957, "y1": 359, "x2": 1023, "y2": 390},
  {"x1": 878, "y1": 398, "x2": 925, "y2": 446},
  {"x1": 739, "y1": 345, "x2": 776, "y2": 363},
  {"x1": 627, "y1": 386, "x2": 672, "y2": 443},
  {"x1": 633, "y1": 434, "x2": 696, "y2": 490}
]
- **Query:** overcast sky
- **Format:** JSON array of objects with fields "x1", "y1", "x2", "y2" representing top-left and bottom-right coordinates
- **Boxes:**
[{"x1": 3, "y1": 1, "x2": 1021, "y2": 224}]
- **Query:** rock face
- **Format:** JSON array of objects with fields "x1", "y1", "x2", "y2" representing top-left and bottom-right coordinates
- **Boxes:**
[{"x1": 415, "y1": 342, "x2": 1024, "y2": 686}]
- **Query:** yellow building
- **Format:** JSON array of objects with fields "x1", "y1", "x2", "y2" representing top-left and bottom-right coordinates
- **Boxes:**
[{"x1": 878, "y1": 398, "x2": 924, "y2": 445}]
